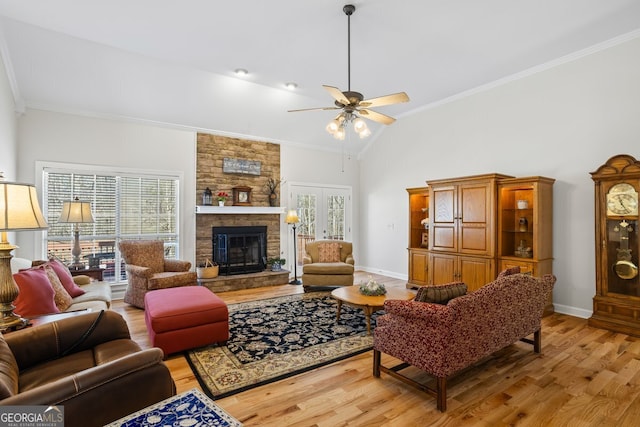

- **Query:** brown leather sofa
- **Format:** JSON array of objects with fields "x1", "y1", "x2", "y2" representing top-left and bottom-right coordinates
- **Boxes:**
[
  {"x1": 0, "y1": 310, "x2": 176, "y2": 427},
  {"x1": 302, "y1": 240, "x2": 354, "y2": 290}
]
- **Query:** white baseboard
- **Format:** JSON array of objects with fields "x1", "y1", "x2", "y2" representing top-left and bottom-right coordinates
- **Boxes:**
[
  {"x1": 552, "y1": 304, "x2": 592, "y2": 319},
  {"x1": 357, "y1": 266, "x2": 407, "y2": 281}
]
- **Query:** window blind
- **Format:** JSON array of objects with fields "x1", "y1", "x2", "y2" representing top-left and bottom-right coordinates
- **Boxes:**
[{"x1": 43, "y1": 168, "x2": 180, "y2": 283}]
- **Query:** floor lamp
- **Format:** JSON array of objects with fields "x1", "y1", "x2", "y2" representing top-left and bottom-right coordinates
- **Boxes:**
[
  {"x1": 0, "y1": 180, "x2": 48, "y2": 331},
  {"x1": 285, "y1": 209, "x2": 302, "y2": 285},
  {"x1": 58, "y1": 197, "x2": 95, "y2": 270}
]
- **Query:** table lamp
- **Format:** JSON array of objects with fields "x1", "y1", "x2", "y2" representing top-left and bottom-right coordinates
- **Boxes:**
[
  {"x1": 285, "y1": 209, "x2": 302, "y2": 285},
  {"x1": 0, "y1": 180, "x2": 48, "y2": 330},
  {"x1": 58, "y1": 197, "x2": 95, "y2": 270}
]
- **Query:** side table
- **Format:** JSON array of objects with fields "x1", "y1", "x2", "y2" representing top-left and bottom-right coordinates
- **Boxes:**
[
  {"x1": 2, "y1": 309, "x2": 93, "y2": 334},
  {"x1": 69, "y1": 267, "x2": 104, "y2": 281}
]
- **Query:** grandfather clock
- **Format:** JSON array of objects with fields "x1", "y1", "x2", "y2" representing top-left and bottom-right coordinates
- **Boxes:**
[{"x1": 589, "y1": 154, "x2": 640, "y2": 337}]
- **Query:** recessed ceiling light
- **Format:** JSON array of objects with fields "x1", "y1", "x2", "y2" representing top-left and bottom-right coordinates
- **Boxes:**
[
  {"x1": 285, "y1": 82, "x2": 298, "y2": 90},
  {"x1": 234, "y1": 69, "x2": 248, "y2": 77}
]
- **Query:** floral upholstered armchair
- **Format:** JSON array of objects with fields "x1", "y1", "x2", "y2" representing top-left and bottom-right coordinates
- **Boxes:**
[
  {"x1": 301, "y1": 240, "x2": 354, "y2": 290},
  {"x1": 119, "y1": 240, "x2": 196, "y2": 308},
  {"x1": 373, "y1": 269, "x2": 556, "y2": 411}
]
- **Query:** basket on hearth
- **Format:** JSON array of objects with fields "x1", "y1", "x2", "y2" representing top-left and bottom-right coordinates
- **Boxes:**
[{"x1": 196, "y1": 259, "x2": 219, "y2": 279}]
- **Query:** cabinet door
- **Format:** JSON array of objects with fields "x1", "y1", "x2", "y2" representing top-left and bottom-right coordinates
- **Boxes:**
[
  {"x1": 499, "y1": 259, "x2": 534, "y2": 275},
  {"x1": 429, "y1": 252, "x2": 457, "y2": 285},
  {"x1": 458, "y1": 181, "x2": 492, "y2": 256},
  {"x1": 459, "y1": 256, "x2": 494, "y2": 291},
  {"x1": 408, "y1": 249, "x2": 429, "y2": 286},
  {"x1": 430, "y1": 185, "x2": 457, "y2": 252}
]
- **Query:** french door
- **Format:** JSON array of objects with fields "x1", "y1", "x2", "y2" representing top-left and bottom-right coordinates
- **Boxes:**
[{"x1": 287, "y1": 184, "x2": 352, "y2": 270}]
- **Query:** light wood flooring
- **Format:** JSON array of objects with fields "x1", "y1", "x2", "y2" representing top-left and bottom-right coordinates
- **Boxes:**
[{"x1": 113, "y1": 272, "x2": 640, "y2": 426}]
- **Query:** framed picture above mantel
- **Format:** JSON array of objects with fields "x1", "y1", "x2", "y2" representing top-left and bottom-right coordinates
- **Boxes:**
[{"x1": 223, "y1": 158, "x2": 261, "y2": 176}]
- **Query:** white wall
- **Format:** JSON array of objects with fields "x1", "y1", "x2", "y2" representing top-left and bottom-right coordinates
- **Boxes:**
[
  {"x1": 0, "y1": 49, "x2": 17, "y2": 179},
  {"x1": 13, "y1": 110, "x2": 361, "y2": 273},
  {"x1": 15, "y1": 110, "x2": 197, "y2": 261},
  {"x1": 280, "y1": 144, "x2": 360, "y2": 266},
  {"x1": 0, "y1": 49, "x2": 19, "y2": 247},
  {"x1": 359, "y1": 36, "x2": 640, "y2": 318}
]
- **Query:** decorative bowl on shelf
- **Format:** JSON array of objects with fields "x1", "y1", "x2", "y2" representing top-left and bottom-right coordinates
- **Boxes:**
[{"x1": 514, "y1": 247, "x2": 533, "y2": 258}]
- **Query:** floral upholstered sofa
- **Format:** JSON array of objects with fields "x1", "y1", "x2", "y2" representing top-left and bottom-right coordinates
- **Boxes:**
[{"x1": 373, "y1": 268, "x2": 556, "y2": 411}]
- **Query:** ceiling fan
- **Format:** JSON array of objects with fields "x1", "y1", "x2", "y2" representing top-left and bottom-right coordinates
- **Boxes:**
[{"x1": 288, "y1": 4, "x2": 409, "y2": 139}]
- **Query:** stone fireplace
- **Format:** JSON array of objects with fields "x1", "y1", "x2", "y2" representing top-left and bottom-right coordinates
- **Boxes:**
[
  {"x1": 212, "y1": 225, "x2": 267, "y2": 275},
  {"x1": 195, "y1": 133, "x2": 284, "y2": 290}
]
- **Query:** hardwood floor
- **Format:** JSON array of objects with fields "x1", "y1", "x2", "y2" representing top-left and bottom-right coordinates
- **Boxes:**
[{"x1": 113, "y1": 273, "x2": 640, "y2": 426}]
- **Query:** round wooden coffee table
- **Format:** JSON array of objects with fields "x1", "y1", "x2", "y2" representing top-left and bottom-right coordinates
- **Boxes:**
[{"x1": 331, "y1": 286, "x2": 415, "y2": 335}]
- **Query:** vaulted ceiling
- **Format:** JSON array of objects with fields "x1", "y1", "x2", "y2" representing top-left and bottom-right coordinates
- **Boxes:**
[{"x1": 1, "y1": 0, "x2": 639, "y2": 153}]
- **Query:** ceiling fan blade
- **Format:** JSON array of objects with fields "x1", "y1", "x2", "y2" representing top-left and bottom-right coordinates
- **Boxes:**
[
  {"x1": 359, "y1": 109, "x2": 396, "y2": 125},
  {"x1": 323, "y1": 85, "x2": 350, "y2": 105},
  {"x1": 359, "y1": 92, "x2": 409, "y2": 108},
  {"x1": 288, "y1": 106, "x2": 341, "y2": 113}
]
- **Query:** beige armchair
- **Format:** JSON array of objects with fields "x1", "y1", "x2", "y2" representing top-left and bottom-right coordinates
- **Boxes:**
[
  {"x1": 302, "y1": 240, "x2": 354, "y2": 290},
  {"x1": 119, "y1": 240, "x2": 197, "y2": 308}
]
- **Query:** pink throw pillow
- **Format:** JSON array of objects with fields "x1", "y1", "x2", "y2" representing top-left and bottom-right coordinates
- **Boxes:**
[
  {"x1": 13, "y1": 268, "x2": 60, "y2": 317},
  {"x1": 47, "y1": 259, "x2": 85, "y2": 297}
]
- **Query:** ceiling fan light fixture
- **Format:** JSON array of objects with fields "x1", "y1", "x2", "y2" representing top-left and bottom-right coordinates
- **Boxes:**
[
  {"x1": 358, "y1": 127, "x2": 371, "y2": 139},
  {"x1": 326, "y1": 120, "x2": 339, "y2": 134},
  {"x1": 353, "y1": 117, "x2": 367, "y2": 133},
  {"x1": 334, "y1": 127, "x2": 346, "y2": 140}
]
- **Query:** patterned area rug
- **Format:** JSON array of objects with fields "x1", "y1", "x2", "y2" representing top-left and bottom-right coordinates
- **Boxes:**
[{"x1": 186, "y1": 291, "x2": 378, "y2": 399}]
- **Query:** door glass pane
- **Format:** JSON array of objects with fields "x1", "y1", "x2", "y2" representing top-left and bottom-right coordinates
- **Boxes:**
[
  {"x1": 296, "y1": 194, "x2": 316, "y2": 264},
  {"x1": 297, "y1": 194, "x2": 316, "y2": 240},
  {"x1": 326, "y1": 194, "x2": 345, "y2": 240}
]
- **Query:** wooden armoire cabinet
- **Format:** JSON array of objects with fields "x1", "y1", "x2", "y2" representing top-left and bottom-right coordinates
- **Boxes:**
[
  {"x1": 497, "y1": 177, "x2": 555, "y2": 277},
  {"x1": 427, "y1": 173, "x2": 512, "y2": 291},
  {"x1": 407, "y1": 187, "x2": 429, "y2": 287},
  {"x1": 497, "y1": 176, "x2": 555, "y2": 315},
  {"x1": 407, "y1": 173, "x2": 554, "y2": 296}
]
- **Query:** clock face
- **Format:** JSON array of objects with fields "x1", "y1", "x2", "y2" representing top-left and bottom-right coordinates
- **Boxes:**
[
  {"x1": 607, "y1": 183, "x2": 639, "y2": 216},
  {"x1": 239, "y1": 191, "x2": 248, "y2": 203}
]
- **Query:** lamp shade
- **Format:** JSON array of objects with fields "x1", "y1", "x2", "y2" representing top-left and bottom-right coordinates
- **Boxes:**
[
  {"x1": 285, "y1": 210, "x2": 299, "y2": 224},
  {"x1": 58, "y1": 197, "x2": 95, "y2": 224},
  {"x1": 0, "y1": 182, "x2": 48, "y2": 231}
]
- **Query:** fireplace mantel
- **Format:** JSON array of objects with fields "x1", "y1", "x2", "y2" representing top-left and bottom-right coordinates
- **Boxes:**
[{"x1": 196, "y1": 206, "x2": 286, "y2": 215}]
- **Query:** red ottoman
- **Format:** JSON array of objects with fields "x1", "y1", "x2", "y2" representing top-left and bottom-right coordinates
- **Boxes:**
[{"x1": 144, "y1": 286, "x2": 229, "y2": 356}]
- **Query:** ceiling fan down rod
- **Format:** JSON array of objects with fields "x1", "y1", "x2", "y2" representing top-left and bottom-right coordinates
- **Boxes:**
[{"x1": 344, "y1": 4, "x2": 355, "y2": 92}]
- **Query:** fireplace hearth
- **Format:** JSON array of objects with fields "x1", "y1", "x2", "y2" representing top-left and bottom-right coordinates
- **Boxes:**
[{"x1": 212, "y1": 226, "x2": 267, "y2": 275}]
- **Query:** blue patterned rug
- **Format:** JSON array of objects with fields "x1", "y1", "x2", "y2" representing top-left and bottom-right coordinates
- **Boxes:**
[
  {"x1": 106, "y1": 388, "x2": 242, "y2": 426},
  {"x1": 186, "y1": 291, "x2": 378, "y2": 399}
]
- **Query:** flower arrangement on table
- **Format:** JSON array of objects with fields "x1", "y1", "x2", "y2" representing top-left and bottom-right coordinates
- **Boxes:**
[
  {"x1": 359, "y1": 276, "x2": 387, "y2": 296},
  {"x1": 216, "y1": 191, "x2": 229, "y2": 202}
]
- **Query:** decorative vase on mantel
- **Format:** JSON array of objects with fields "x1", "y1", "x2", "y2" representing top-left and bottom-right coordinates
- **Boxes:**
[
  {"x1": 218, "y1": 200, "x2": 225, "y2": 207},
  {"x1": 269, "y1": 191, "x2": 278, "y2": 207}
]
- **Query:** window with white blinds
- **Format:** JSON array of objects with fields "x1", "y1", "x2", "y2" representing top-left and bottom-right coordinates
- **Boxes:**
[{"x1": 43, "y1": 167, "x2": 180, "y2": 283}]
